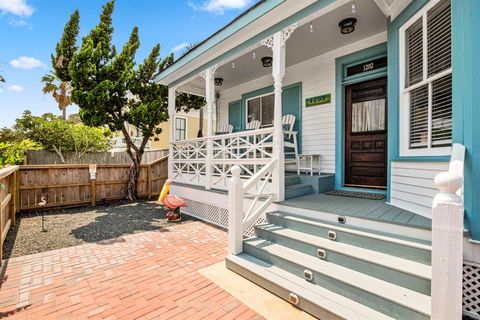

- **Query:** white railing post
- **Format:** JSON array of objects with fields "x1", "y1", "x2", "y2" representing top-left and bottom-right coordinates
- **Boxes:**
[
  {"x1": 431, "y1": 170, "x2": 464, "y2": 320},
  {"x1": 228, "y1": 165, "x2": 244, "y2": 255},
  {"x1": 205, "y1": 67, "x2": 215, "y2": 190},
  {"x1": 168, "y1": 87, "x2": 176, "y2": 180},
  {"x1": 272, "y1": 31, "x2": 285, "y2": 202}
]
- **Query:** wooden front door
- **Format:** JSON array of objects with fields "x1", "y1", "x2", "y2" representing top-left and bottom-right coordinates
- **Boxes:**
[{"x1": 345, "y1": 78, "x2": 387, "y2": 188}]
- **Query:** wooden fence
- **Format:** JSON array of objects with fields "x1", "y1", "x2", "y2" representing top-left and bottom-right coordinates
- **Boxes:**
[
  {"x1": 0, "y1": 166, "x2": 19, "y2": 264},
  {"x1": 18, "y1": 156, "x2": 168, "y2": 211},
  {"x1": 25, "y1": 149, "x2": 169, "y2": 165}
]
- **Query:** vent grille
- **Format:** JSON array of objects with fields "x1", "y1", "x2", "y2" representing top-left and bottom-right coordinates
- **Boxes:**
[{"x1": 180, "y1": 199, "x2": 266, "y2": 237}]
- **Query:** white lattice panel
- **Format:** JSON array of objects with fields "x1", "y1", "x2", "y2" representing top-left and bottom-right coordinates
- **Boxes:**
[
  {"x1": 464, "y1": 262, "x2": 480, "y2": 319},
  {"x1": 180, "y1": 199, "x2": 266, "y2": 238}
]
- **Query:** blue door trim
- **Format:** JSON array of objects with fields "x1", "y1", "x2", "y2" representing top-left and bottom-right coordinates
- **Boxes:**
[{"x1": 335, "y1": 43, "x2": 388, "y2": 191}]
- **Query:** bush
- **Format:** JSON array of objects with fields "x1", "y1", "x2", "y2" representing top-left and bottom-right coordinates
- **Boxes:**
[{"x1": 0, "y1": 140, "x2": 41, "y2": 166}]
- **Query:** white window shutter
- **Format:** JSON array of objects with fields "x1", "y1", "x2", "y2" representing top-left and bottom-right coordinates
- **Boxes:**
[
  {"x1": 427, "y1": 0, "x2": 451, "y2": 77},
  {"x1": 405, "y1": 18, "x2": 423, "y2": 87}
]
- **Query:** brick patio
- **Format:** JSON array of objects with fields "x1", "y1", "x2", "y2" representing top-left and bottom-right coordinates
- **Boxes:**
[{"x1": 0, "y1": 221, "x2": 263, "y2": 320}]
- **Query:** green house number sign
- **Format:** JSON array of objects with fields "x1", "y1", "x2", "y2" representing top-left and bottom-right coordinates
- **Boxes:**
[{"x1": 306, "y1": 94, "x2": 331, "y2": 107}]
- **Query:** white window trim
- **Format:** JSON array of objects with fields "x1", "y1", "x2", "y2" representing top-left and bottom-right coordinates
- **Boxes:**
[
  {"x1": 245, "y1": 92, "x2": 275, "y2": 128},
  {"x1": 174, "y1": 116, "x2": 187, "y2": 141},
  {"x1": 399, "y1": 0, "x2": 452, "y2": 157}
]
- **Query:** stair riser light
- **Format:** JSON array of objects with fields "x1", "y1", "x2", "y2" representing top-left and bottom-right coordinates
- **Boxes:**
[
  {"x1": 317, "y1": 249, "x2": 327, "y2": 259},
  {"x1": 288, "y1": 293, "x2": 300, "y2": 305},
  {"x1": 328, "y1": 230, "x2": 336, "y2": 240},
  {"x1": 304, "y1": 269, "x2": 313, "y2": 281}
]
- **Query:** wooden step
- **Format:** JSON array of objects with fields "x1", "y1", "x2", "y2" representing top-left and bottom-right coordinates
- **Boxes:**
[
  {"x1": 268, "y1": 211, "x2": 432, "y2": 264},
  {"x1": 244, "y1": 238, "x2": 431, "y2": 320},
  {"x1": 255, "y1": 224, "x2": 431, "y2": 295},
  {"x1": 226, "y1": 254, "x2": 396, "y2": 320}
]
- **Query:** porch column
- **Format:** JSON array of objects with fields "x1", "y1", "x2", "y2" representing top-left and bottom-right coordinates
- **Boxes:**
[
  {"x1": 205, "y1": 67, "x2": 215, "y2": 190},
  {"x1": 168, "y1": 87, "x2": 176, "y2": 180},
  {"x1": 272, "y1": 31, "x2": 286, "y2": 201}
]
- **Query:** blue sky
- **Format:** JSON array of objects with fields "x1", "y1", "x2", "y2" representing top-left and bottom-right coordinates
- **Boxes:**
[{"x1": 0, "y1": 0, "x2": 255, "y2": 128}]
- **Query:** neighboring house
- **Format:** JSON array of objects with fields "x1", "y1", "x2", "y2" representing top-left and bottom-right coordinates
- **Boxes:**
[
  {"x1": 157, "y1": 0, "x2": 479, "y2": 319},
  {"x1": 110, "y1": 122, "x2": 151, "y2": 152},
  {"x1": 150, "y1": 109, "x2": 216, "y2": 149}
]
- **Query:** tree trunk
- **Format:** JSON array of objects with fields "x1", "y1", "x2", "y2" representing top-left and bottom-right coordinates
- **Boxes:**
[
  {"x1": 62, "y1": 107, "x2": 67, "y2": 120},
  {"x1": 122, "y1": 128, "x2": 148, "y2": 201}
]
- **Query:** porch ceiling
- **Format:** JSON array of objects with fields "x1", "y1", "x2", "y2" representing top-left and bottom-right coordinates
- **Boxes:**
[{"x1": 180, "y1": 0, "x2": 386, "y2": 94}]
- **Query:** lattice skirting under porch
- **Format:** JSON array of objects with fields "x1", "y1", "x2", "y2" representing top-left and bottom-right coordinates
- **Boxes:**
[
  {"x1": 464, "y1": 262, "x2": 480, "y2": 319},
  {"x1": 180, "y1": 199, "x2": 267, "y2": 237}
]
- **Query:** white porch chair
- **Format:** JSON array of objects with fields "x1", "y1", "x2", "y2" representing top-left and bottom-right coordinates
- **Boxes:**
[
  {"x1": 246, "y1": 120, "x2": 261, "y2": 130},
  {"x1": 217, "y1": 123, "x2": 233, "y2": 134},
  {"x1": 282, "y1": 114, "x2": 300, "y2": 174}
]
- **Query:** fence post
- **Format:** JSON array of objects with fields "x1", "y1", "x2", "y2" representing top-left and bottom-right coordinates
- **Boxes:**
[
  {"x1": 431, "y1": 170, "x2": 464, "y2": 320},
  {"x1": 147, "y1": 164, "x2": 152, "y2": 199},
  {"x1": 228, "y1": 166, "x2": 244, "y2": 255},
  {"x1": 10, "y1": 170, "x2": 17, "y2": 226}
]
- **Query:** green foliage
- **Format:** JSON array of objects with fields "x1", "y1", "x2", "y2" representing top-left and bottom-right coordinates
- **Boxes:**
[
  {"x1": 17, "y1": 111, "x2": 112, "y2": 163},
  {"x1": 68, "y1": 0, "x2": 204, "y2": 199},
  {"x1": 0, "y1": 139, "x2": 40, "y2": 166},
  {"x1": 42, "y1": 9, "x2": 80, "y2": 119}
]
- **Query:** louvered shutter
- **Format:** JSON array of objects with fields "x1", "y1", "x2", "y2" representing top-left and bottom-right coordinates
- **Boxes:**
[
  {"x1": 409, "y1": 85, "x2": 429, "y2": 149},
  {"x1": 405, "y1": 19, "x2": 423, "y2": 87},
  {"x1": 431, "y1": 74, "x2": 452, "y2": 147},
  {"x1": 261, "y1": 94, "x2": 275, "y2": 126},
  {"x1": 247, "y1": 98, "x2": 261, "y2": 123},
  {"x1": 428, "y1": 0, "x2": 451, "y2": 77}
]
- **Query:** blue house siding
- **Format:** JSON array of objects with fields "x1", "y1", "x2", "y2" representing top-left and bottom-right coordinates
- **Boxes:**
[{"x1": 452, "y1": 0, "x2": 480, "y2": 240}]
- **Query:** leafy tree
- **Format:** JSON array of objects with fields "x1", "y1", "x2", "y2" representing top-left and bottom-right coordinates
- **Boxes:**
[
  {"x1": 0, "y1": 140, "x2": 40, "y2": 166},
  {"x1": 18, "y1": 111, "x2": 111, "y2": 163},
  {"x1": 42, "y1": 10, "x2": 80, "y2": 119},
  {"x1": 0, "y1": 75, "x2": 4, "y2": 83},
  {"x1": 69, "y1": 0, "x2": 204, "y2": 200}
]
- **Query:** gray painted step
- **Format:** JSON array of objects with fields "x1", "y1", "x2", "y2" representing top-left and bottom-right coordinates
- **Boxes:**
[
  {"x1": 226, "y1": 254, "x2": 396, "y2": 320},
  {"x1": 243, "y1": 238, "x2": 430, "y2": 320},
  {"x1": 284, "y1": 175, "x2": 301, "y2": 187},
  {"x1": 285, "y1": 184, "x2": 313, "y2": 200},
  {"x1": 268, "y1": 211, "x2": 432, "y2": 265},
  {"x1": 254, "y1": 224, "x2": 431, "y2": 295}
]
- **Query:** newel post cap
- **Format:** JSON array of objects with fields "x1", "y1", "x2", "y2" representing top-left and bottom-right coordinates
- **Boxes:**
[
  {"x1": 231, "y1": 166, "x2": 241, "y2": 177},
  {"x1": 434, "y1": 171, "x2": 462, "y2": 194}
]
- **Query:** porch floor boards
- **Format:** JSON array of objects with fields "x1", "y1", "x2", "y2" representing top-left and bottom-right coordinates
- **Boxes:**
[{"x1": 280, "y1": 193, "x2": 431, "y2": 230}]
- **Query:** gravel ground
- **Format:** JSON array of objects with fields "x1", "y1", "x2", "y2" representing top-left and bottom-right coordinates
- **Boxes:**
[{"x1": 3, "y1": 201, "x2": 193, "y2": 258}]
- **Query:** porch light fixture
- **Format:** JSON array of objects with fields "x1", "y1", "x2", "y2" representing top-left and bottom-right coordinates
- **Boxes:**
[
  {"x1": 214, "y1": 78, "x2": 223, "y2": 86},
  {"x1": 309, "y1": 22, "x2": 314, "y2": 33},
  {"x1": 261, "y1": 56, "x2": 273, "y2": 68},
  {"x1": 252, "y1": 52, "x2": 256, "y2": 59},
  {"x1": 351, "y1": 0, "x2": 356, "y2": 14},
  {"x1": 232, "y1": 61, "x2": 235, "y2": 69},
  {"x1": 339, "y1": 17, "x2": 357, "y2": 34}
]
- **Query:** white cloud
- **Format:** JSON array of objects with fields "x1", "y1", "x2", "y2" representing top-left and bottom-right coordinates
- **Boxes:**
[
  {"x1": 189, "y1": 0, "x2": 253, "y2": 14},
  {"x1": 8, "y1": 85, "x2": 24, "y2": 92},
  {"x1": 9, "y1": 56, "x2": 45, "y2": 69},
  {"x1": 0, "y1": 0, "x2": 34, "y2": 18},
  {"x1": 8, "y1": 17, "x2": 32, "y2": 28},
  {"x1": 0, "y1": 88, "x2": 3, "y2": 93},
  {"x1": 171, "y1": 42, "x2": 189, "y2": 54}
]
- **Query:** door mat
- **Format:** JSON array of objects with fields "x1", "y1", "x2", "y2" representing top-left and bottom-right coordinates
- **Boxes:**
[{"x1": 325, "y1": 190, "x2": 386, "y2": 200}]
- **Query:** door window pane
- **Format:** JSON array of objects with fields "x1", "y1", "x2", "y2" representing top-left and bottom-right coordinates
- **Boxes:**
[
  {"x1": 351, "y1": 99, "x2": 386, "y2": 133},
  {"x1": 247, "y1": 98, "x2": 261, "y2": 124}
]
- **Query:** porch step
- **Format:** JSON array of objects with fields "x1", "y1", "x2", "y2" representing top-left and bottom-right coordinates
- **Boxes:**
[
  {"x1": 268, "y1": 211, "x2": 431, "y2": 265},
  {"x1": 243, "y1": 238, "x2": 430, "y2": 320},
  {"x1": 284, "y1": 184, "x2": 313, "y2": 200},
  {"x1": 284, "y1": 175, "x2": 301, "y2": 186},
  {"x1": 226, "y1": 207, "x2": 432, "y2": 319},
  {"x1": 226, "y1": 254, "x2": 396, "y2": 320},
  {"x1": 254, "y1": 224, "x2": 431, "y2": 295}
]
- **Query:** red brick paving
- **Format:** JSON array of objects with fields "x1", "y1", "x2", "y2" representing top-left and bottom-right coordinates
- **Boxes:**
[{"x1": 0, "y1": 221, "x2": 263, "y2": 319}]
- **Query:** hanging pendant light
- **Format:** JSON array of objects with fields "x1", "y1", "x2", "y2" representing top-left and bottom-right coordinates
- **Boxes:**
[
  {"x1": 309, "y1": 22, "x2": 314, "y2": 33},
  {"x1": 232, "y1": 61, "x2": 235, "y2": 69},
  {"x1": 351, "y1": 0, "x2": 356, "y2": 14},
  {"x1": 252, "y1": 52, "x2": 256, "y2": 59}
]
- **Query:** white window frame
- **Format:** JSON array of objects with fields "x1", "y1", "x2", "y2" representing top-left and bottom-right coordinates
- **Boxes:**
[
  {"x1": 174, "y1": 116, "x2": 187, "y2": 141},
  {"x1": 399, "y1": 0, "x2": 452, "y2": 156},
  {"x1": 245, "y1": 92, "x2": 275, "y2": 128}
]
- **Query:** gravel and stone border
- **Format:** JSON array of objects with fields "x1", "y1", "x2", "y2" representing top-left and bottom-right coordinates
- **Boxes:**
[{"x1": 2, "y1": 200, "x2": 193, "y2": 258}]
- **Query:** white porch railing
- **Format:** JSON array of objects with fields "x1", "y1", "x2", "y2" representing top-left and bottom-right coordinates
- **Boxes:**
[
  {"x1": 431, "y1": 143, "x2": 465, "y2": 320},
  {"x1": 228, "y1": 159, "x2": 277, "y2": 255},
  {"x1": 171, "y1": 127, "x2": 276, "y2": 190}
]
